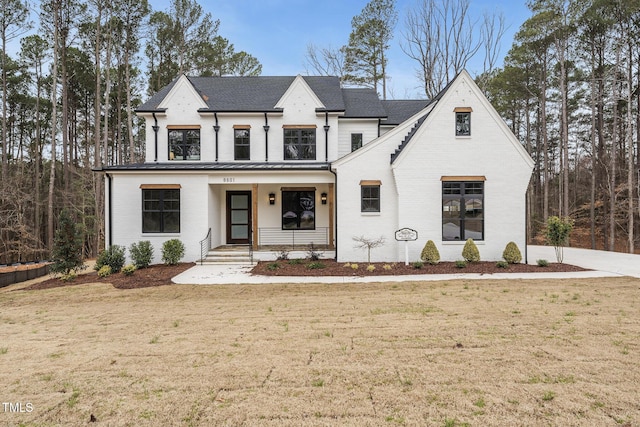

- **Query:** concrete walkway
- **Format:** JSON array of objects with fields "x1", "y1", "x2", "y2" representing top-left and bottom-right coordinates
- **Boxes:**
[{"x1": 172, "y1": 245, "x2": 639, "y2": 285}]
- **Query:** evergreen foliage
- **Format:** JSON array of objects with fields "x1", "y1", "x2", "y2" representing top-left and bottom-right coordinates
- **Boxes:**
[
  {"x1": 95, "y1": 245, "x2": 126, "y2": 273},
  {"x1": 50, "y1": 209, "x2": 86, "y2": 275},
  {"x1": 502, "y1": 241, "x2": 523, "y2": 264},
  {"x1": 462, "y1": 238, "x2": 480, "y2": 262},
  {"x1": 130, "y1": 241, "x2": 154, "y2": 268},
  {"x1": 162, "y1": 239, "x2": 185, "y2": 265},
  {"x1": 420, "y1": 240, "x2": 440, "y2": 265}
]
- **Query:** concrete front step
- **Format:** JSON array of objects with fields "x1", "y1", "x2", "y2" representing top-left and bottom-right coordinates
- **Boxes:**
[{"x1": 201, "y1": 250, "x2": 253, "y2": 265}]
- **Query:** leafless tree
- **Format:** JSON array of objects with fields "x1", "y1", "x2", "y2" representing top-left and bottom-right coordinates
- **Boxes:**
[
  {"x1": 402, "y1": 0, "x2": 506, "y2": 98},
  {"x1": 352, "y1": 235, "x2": 386, "y2": 263}
]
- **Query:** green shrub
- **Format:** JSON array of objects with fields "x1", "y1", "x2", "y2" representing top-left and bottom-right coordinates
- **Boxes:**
[
  {"x1": 50, "y1": 209, "x2": 86, "y2": 275},
  {"x1": 97, "y1": 265, "x2": 112, "y2": 277},
  {"x1": 455, "y1": 260, "x2": 467, "y2": 268},
  {"x1": 161, "y1": 239, "x2": 185, "y2": 265},
  {"x1": 366, "y1": 264, "x2": 376, "y2": 272},
  {"x1": 288, "y1": 258, "x2": 304, "y2": 265},
  {"x1": 502, "y1": 241, "x2": 522, "y2": 264},
  {"x1": 537, "y1": 259, "x2": 549, "y2": 267},
  {"x1": 122, "y1": 264, "x2": 137, "y2": 276},
  {"x1": 420, "y1": 240, "x2": 440, "y2": 265},
  {"x1": 307, "y1": 262, "x2": 325, "y2": 270},
  {"x1": 130, "y1": 241, "x2": 154, "y2": 268},
  {"x1": 266, "y1": 262, "x2": 280, "y2": 271},
  {"x1": 412, "y1": 261, "x2": 424, "y2": 269},
  {"x1": 60, "y1": 272, "x2": 77, "y2": 282},
  {"x1": 95, "y1": 245, "x2": 126, "y2": 273},
  {"x1": 496, "y1": 260, "x2": 509, "y2": 269},
  {"x1": 462, "y1": 238, "x2": 480, "y2": 262}
]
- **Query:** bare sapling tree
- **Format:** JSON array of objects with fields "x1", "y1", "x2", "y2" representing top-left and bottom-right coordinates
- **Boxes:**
[{"x1": 353, "y1": 235, "x2": 386, "y2": 263}]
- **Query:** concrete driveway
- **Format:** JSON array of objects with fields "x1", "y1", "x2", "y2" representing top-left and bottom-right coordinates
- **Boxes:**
[{"x1": 527, "y1": 245, "x2": 640, "y2": 278}]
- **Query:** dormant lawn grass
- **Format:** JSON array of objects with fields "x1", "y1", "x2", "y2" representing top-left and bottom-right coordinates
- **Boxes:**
[{"x1": 1, "y1": 277, "x2": 638, "y2": 426}]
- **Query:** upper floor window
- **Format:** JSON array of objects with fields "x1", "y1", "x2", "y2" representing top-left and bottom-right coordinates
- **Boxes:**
[
  {"x1": 351, "y1": 133, "x2": 363, "y2": 152},
  {"x1": 442, "y1": 180, "x2": 484, "y2": 241},
  {"x1": 284, "y1": 126, "x2": 316, "y2": 160},
  {"x1": 142, "y1": 186, "x2": 180, "y2": 233},
  {"x1": 234, "y1": 127, "x2": 250, "y2": 160},
  {"x1": 454, "y1": 107, "x2": 472, "y2": 136},
  {"x1": 168, "y1": 128, "x2": 200, "y2": 160}
]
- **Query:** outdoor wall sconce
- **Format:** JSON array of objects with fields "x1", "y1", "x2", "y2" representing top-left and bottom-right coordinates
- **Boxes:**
[
  {"x1": 321, "y1": 192, "x2": 327, "y2": 205},
  {"x1": 269, "y1": 193, "x2": 275, "y2": 205}
]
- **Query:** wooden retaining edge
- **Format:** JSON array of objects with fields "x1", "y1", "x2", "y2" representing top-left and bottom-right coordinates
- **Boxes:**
[{"x1": 0, "y1": 264, "x2": 50, "y2": 288}]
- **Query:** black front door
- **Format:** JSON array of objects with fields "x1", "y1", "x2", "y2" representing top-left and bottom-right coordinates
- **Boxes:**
[{"x1": 226, "y1": 191, "x2": 251, "y2": 244}]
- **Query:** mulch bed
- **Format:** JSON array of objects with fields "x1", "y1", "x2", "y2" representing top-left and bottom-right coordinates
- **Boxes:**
[
  {"x1": 22, "y1": 263, "x2": 195, "y2": 291},
  {"x1": 19, "y1": 259, "x2": 587, "y2": 291},
  {"x1": 251, "y1": 259, "x2": 588, "y2": 277}
]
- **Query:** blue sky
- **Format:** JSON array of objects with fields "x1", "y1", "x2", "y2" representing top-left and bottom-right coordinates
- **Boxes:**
[{"x1": 150, "y1": 0, "x2": 531, "y2": 98}]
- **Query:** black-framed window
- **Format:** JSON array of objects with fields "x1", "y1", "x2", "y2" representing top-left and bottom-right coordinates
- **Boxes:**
[
  {"x1": 351, "y1": 133, "x2": 363, "y2": 152},
  {"x1": 455, "y1": 112, "x2": 471, "y2": 136},
  {"x1": 282, "y1": 190, "x2": 315, "y2": 230},
  {"x1": 284, "y1": 128, "x2": 316, "y2": 160},
  {"x1": 169, "y1": 129, "x2": 200, "y2": 160},
  {"x1": 234, "y1": 129, "x2": 250, "y2": 160},
  {"x1": 442, "y1": 181, "x2": 483, "y2": 241},
  {"x1": 142, "y1": 189, "x2": 180, "y2": 233},
  {"x1": 361, "y1": 185, "x2": 380, "y2": 212}
]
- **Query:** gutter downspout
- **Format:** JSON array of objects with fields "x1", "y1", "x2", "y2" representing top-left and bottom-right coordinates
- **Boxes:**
[
  {"x1": 213, "y1": 113, "x2": 220, "y2": 162},
  {"x1": 152, "y1": 113, "x2": 159, "y2": 162},
  {"x1": 377, "y1": 118, "x2": 381, "y2": 138},
  {"x1": 263, "y1": 113, "x2": 270, "y2": 162},
  {"x1": 324, "y1": 112, "x2": 329, "y2": 162},
  {"x1": 329, "y1": 164, "x2": 338, "y2": 261},
  {"x1": 106, "y1": 172, "x2": 112, "y2": 248}
]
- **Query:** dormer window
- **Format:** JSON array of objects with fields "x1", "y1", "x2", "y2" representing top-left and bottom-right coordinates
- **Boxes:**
[{"x1": 454, "y1": 107, "x2": 472, "y2": 136}]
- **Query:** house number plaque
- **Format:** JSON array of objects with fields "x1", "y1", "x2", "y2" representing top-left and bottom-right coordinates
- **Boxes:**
[{"x1": 395, "y1": 228, "x2": 418, "y2": 266}]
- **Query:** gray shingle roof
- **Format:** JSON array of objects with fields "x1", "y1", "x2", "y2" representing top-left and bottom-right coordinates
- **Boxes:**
[
  {"x1": 136, "y1": 75, "x2": 350, "y2": 113},
  {"x1": 341, "y1": 88, "x2": 387, "y2": 118},
  {"x1": 381, "y1": 100, "x2": 430, "y2": 125}
]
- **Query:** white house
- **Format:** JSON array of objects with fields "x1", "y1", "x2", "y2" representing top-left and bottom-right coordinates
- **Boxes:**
[{"x1": 98, "y1": 71, "x2": 533, "y2": 264}]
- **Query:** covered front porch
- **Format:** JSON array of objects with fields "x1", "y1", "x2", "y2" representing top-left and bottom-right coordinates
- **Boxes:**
[{"x1": 202, "y1": 167, "x2": 336, "y2": 262}]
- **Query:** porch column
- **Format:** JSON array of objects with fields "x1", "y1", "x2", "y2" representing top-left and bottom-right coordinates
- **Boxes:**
[
  {"x1": 328, "y1": 183, "x2": 335, "y2": 249},
  {"x1": 252, "y1": 184, "x2": 258, "y2": 250}
]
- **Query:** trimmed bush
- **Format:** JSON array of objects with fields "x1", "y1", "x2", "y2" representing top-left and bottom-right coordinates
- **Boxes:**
[
  {"x1": 95, "y1": 245, "x2": 126, "y2": 273},
  {"x1": 502, "y1": 241, "x2": 522, "y2": 264},
  {"x1": 412, "y1": 261, "x2": 424, "y2": 269},
  {"x1": 420, "y1": 240, "x2": 440, "y2": 265},
  {"x1": 122, "y1": 264, "x2": 137, "y2": 276},
  {"x1": 455, "y1": 260, "x2": 467, "y2": 268},
  {"x1": 537, "y1": 259, "x2": 549, "y2": 267},
  {"x1": 97, "y1": 265, "x2": 112, "y2": 278},
  {"x1": 462, "y1": 238, "x2": 480, "y2": 262},
  {"x1": 496, "y1": 260, "x2": 509, "y2": 269},
  {"x1": 161, "y1": 239, "x2": 185, "y2": 265},
  {"x1": 130, "y1": 241, "x2": 154, "y2": 269}
]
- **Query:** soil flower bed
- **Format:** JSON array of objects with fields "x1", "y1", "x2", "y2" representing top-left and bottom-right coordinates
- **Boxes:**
[{"x1": 251, "y1": 259, "x2": 587, "y2": 276}]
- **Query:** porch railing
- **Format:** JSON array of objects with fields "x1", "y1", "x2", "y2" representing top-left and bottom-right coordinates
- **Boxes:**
[
  {"x1": 199, "y1": 228, "x2": 211, "y2": 265},
  {"x1": 258, "y1": 227, "x2": 329, "y2": 248}
]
